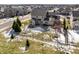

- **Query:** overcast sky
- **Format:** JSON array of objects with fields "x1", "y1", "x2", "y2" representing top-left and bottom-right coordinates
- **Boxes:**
[{"x1": 0, "y1": 0, "x2": 78, "y2": 4}]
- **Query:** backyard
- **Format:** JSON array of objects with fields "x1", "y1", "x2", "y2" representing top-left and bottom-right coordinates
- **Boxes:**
[{"x1": 0, "y1": 33, "x2": 65, "y2": 54}]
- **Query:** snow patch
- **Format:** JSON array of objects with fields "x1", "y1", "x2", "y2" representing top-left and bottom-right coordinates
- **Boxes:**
[{"x1": 58, "y1": 30, "x2": 79, "y2": 44}]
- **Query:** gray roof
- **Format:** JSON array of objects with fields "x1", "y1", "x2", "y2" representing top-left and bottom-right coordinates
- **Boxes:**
[
  {"x1": 31, "y1": 7, "x2": 47, "y2": 17},
  {"x1": 49, "y1": 12, "x2": 70, "y2": 16},
  {"x1": 58, "y1": 7, "x2": 71, "y2": 12},
  {"x1": 72, "y1": 11, "x2": 79, "y2": 17}
]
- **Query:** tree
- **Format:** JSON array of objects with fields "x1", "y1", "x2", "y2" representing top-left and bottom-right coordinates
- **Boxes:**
[
  {"x1": 12, "y1": 21, "x2": 21, "y2": 33},
  {"x1": 63, "y1": 19, "x2": 66, "y2": 30},
  {"x1": 63, "y1": 19, "x2": 68, "y2": 45},
  {"x1": 25, "y1": 39, "x2": 30, "y2": 50},
  {"x1": 16, "y1": 17, "x2": 21, "y2": 26},
  {"x1": 12, "y1": 21, "x2": 16, "y2": 30},
  {"x1": 46, "y1": 12, "x2": 50, "y2": 18}
]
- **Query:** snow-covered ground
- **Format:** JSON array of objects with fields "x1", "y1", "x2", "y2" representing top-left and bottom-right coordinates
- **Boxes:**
[
  {"x1": 3, "y1": 29, "x2": 13, "y2": 38},
  {"x1": 68, "y1": 30, "x2": 79, "y2": 43},
  {"x1": 3, "y1": 25, "x2": 79, "y2": 44},
  {"x1": 57, "y1": 30, "x2": 79, "y2": 44},
  {"x1": 27, "y1": 26, "x2": 79, "y2": 44},
  {"x1": 27, "y1": 27, "x2": 45, "y2": 33},
  {"x1": 2, "y1": 25, "x2": 79, "y2": 53}
]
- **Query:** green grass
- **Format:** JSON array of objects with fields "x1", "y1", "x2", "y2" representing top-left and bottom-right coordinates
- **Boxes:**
[
  {"x1": 21, "y1": 19, "x2": 31, "y2": 26},
  {"x1": 73, "y1": 42, "x2": 79, "y2": 54},
  {"x1": 0, "y1": 33, "x2": 64, "y2": 54},
  {"x1": 27, "y1": 32, "x2": 56, "y2": 42},
  {"x1": 0, "y1": 34, "x2": 23, "y2": 54},
  {"x1": 73, "y1": 49, "x2": 79, "y2": 54},
  {"x1": 22, "y1": 40, "x2": 65, "y2": 54}
]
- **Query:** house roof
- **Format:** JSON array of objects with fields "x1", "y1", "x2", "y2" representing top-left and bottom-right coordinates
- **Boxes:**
[
  {"x1": 48, "y1": 12, "x2": 70, "y2": 17},
  {"x1": 72, "y1": 11, "x2": 79, "y2": 17},
  {"x1": 31, "y1": 7, "x2": 47, "y2": 17}
]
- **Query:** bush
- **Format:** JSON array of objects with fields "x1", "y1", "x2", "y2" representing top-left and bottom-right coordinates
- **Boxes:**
[{"x1": 25, "y1": 39, "x2": 30, "y2": 50}]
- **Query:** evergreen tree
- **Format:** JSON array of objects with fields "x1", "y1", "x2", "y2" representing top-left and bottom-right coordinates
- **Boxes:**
[
  {"x1": 12, "y1": 21, "x2": 21, "y2": 33},
  {"x1": 16, "y1": 17, "x2": 21, "y2": 26},
  {"x1": 12, "y1": 21, "x2": 16, "y2": 30},
  {"x1": 63, "y1": 19, "x2": 66, "y2": 30},
  {"x1": 46, "y1": 12, "x2": 50, "y2": 18},
  {"x1": 14, "y1": 22, "x2": 21, "y2": 32}
]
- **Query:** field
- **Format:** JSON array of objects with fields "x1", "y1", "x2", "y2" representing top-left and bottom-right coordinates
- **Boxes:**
[{"x1": 0, "y1": 33, "x2": 65, "y2": 54}]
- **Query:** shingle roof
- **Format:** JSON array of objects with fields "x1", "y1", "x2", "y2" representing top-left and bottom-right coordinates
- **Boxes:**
[
  {"x1": 72, "y1": 11, "x2": 79, "y2": 17},
  {"x1": 31, "y1": 7, "x2": 47, "y2": 17},
  {"x1": 48, "y1": 12, "x2": 70, "y2": 16}
]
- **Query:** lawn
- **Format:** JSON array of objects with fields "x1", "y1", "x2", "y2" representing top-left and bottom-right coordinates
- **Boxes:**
[
  {"x1": 73, "y1": 42, "x2": 79, "y2": 54},
  {"x1": 25, "y1": 31, "x2": 58, "y2": 42},
  {"x1": 0, "y1": 33, "x2": 64, "y2": 54}
]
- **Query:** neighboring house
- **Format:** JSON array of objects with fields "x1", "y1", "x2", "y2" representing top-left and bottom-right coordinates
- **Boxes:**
[
  {"x1": 73, "y1": 20, "x2": 79, "y2": 30},
  {"x1": 31, "y1": 7, "x2": 47, "y2": 26},
  {"x1": 0, "y1": 12, "x2": 5, "y2": 18},
  {"x1": 46, "y1": 11, "x2": 73, "y2": 29},
  {"x1": 72, "y1": 11, "x2": 79, "y2": 21},
  {"x1": 57, "y1": 7, "x2": 65, "y2": 12},
  {"x1": 31, "y1": 7, "x2": 47, "y2": 19},
  {"x1": 4, "y1": 7, "x2": 16, "y2": 17},
  {"x1": 73, "y1": 20, "x2": 79, "y2": 34},
  {"x1": 0, "y1": 5, "x2": 29, "y2": 18}
]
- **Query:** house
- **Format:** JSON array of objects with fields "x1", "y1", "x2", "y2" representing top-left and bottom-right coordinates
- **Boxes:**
[
  {"x1": 31, "y1": 7, "x2": 47, "y2": 26},
  {"x1": 0, "y1": 5, "x2": 29, "y2": 18},
  {"x1": 72, "y1": 11, "x2": 79, "y2": 21},
  {"x1": 45, "y1": 11, "x2": 73, "y2": 29}
]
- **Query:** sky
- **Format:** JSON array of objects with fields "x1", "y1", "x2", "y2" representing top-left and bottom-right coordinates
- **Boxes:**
[{"x1": 0, "y1": 0, "x2": 78, "y2": 4}]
